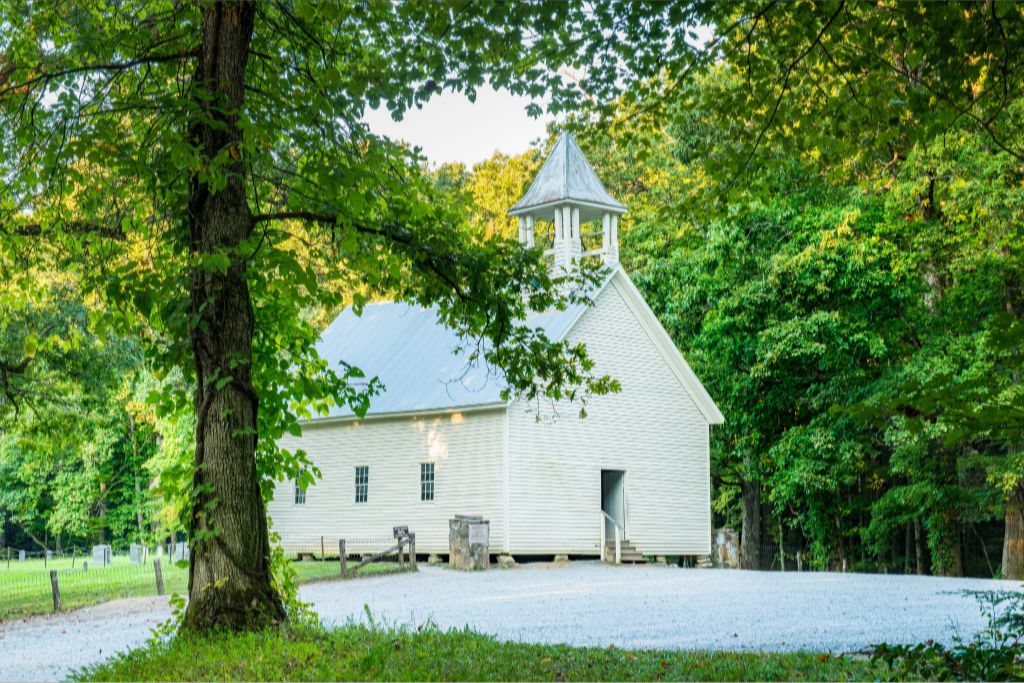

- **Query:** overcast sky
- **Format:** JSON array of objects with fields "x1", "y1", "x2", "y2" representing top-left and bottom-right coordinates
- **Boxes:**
[
  {"x1": 363, "y1": 86, "x2": 554, "y2": 168},
  {"x1": 362, "y1": 25, "x2": 714, "y2": 168}
]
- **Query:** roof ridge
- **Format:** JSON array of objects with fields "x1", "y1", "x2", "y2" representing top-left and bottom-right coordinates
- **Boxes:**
[{"x1": 561, "y1": 133, "x2": 570, "y2": 200}]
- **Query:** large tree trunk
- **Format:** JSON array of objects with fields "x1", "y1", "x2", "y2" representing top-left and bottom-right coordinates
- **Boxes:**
[
  {"x1": 1002, "y1": 483, "x2": 1024, "y2": 580},
  {"x1": 740, "y1": 477, "x2": 761, "y2": 570},
  {"x1": 180, "y1": 1, "x2": 284, "y2": 631}
]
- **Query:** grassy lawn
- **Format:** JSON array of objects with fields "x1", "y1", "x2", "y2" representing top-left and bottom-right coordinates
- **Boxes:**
[
  {"x1": 78, "y1": 624, "x2": 884, "y2": 682},
  {"x1": 0, "y1": 557, "x2": 408, "y2": 621},
  {"x1": 0, "y1": 558, "x2": 190, "y2": 620}
]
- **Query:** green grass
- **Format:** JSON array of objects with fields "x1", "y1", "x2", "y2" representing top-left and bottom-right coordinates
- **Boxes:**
[
  {"x1": 0, "y1": 559, "x2": 189, "y2": 620},
  {"x1": 77, "y1": 623, "x2": 884, "y2": 682},
  {"x1": 0, "y1": 557, "x2": 409, "y2": 621}
]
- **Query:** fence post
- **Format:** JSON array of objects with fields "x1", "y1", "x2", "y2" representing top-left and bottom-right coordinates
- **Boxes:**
[
  {"x1": 339, "y1": 540, "x2": 347, "y2": 576},
  {"x1": 409, "y1": 534, "x2": 417, "y2": 570},
  {"x1": 398, "y1": 538, "x2": 405, "y2": 569},
  {"x1": 50, "y1": 570, "x2": 61, "y2": 612},
  {"x1": 321, "y1": 536, "x2": 325, "y2": 561},
  {"x1": 154, "y1": 559, "x2": 165, "y2": 596},
  {"x1": 796, "y1": 551, "x2": 802, "y2": 572}
]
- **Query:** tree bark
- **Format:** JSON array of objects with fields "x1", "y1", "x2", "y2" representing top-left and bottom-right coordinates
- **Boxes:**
[
  {"x1": 180, "y1": 1, "x2": 284, "y2": 631},
  {"x1": 914, "y1": 519, "x2": 926, "y2": 575},
  {"x1": 740, "y1": 477, "x2": 761, "y2": 570},
  {"x1": 1002, "y1": 483, "x2": 1024, "y2": 580}
]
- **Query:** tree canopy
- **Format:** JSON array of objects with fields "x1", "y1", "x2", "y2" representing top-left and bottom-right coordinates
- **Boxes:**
[{"x1": 1, "y1": 0, "x2": 1022, "y2": 633}]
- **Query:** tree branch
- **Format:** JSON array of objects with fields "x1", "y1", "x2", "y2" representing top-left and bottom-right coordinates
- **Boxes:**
[{"x1": 0, "y1": 50, "x2": 199, "y2": 98}]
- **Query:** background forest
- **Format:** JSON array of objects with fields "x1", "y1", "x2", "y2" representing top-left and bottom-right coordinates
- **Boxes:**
[{"x1": 2, "y1": 3, "x2": 1022, "y2": 586}]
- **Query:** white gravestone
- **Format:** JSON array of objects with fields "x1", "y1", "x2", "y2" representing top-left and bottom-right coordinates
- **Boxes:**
[
  {"x1": 172, "y1": 542, "x2": 189, "y2": 562},
  {"x1": 18, "y1": 550, "x2": 25, "y2": 562},
  {"x1": 129, "y1": 543, "x2": 143, "y2": 564},
  {"x1": 92, "y1": 544, "x2": 112, "y2": 566}
]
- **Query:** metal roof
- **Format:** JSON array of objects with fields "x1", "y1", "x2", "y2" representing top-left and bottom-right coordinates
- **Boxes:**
[
  {"x1": 309, "y1": 268, "x2": 725, "y2": 426},
  {"x1": 508, "y1": 133, "x2": 626, "y2": 217},
  {"x1": 314, "y1": 297, "x2": 588, "y2": 419}
]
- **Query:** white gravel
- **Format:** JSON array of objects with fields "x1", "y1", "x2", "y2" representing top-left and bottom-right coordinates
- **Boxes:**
[
  {"x1": 0, "y1": 563, "x2": 1013, "y2": 681},
  {"x1": 0, "y1": 595, "x2": 172, "y2": 682}
]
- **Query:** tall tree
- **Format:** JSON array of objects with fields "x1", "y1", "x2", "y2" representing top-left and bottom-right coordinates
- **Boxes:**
[{"x1": 0, "y1": 2, "x2": 620, "y2": 629}]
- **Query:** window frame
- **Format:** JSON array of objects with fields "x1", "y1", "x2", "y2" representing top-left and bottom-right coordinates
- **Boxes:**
[
  {"x1": 294, "y1": 472, "x2": 307, "y2": 505},
  {"x1": 354, "y1": 465, "x2": 369, "y2": 504},
  {"x1": 420, "y1": 462, "x2": 435, "y2": 502}
]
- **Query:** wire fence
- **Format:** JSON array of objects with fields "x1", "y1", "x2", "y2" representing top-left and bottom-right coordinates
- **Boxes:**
[
  {"x1": 0, "y1": 534, "x2": 417, "y2": 620},
  {"x1": 0, "y1": 557, "x2": 188, "y2": 620}
]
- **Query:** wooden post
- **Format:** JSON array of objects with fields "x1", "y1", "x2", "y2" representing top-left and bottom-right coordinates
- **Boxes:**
[
  {"x1": 321, "y1": 536, "x2": 325, "y2": 561},
  {"x1": 398, "y1": 538, "x2": 405, "y2": 569},
  {"x1": 339, "y1": 540, "x2": 347, "y2": 576},
  {"x1": 50, "y1": 570, "x2": 61, "y2": 612},
  {"x1": 71, "y1": 547, "x2": 76, "y2": 569},
  {"x1": 154, "y1": 559, "x2": 164, "y2": 596},
  {"x1": 796, "y1": 551, "x2": 802, "y2": 572},
  {"x1": 409, "y1": 534, "x2": 417, "y2": 570}
]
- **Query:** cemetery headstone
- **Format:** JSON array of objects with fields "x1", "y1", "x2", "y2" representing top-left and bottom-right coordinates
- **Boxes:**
[
  {"x1": 129, "y1": 543, "x2": 143, "y2": 565},
  {"x1": 172, "y1": 542, "x2": 189, "y2": 562},
  {"x1": 91, "y1": 544, "x2": 112, "y2": 567},
  {"x1": 18, "y1": 549, "x2": 25, "y2": 562},
  {"x1": 45, "y1": 550, "x2": 53, "y2": 561}
]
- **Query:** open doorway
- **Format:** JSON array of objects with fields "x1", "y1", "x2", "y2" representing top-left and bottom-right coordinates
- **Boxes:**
[{"x1": 601, "y1": 469, "x2": 626, "y2": 539}]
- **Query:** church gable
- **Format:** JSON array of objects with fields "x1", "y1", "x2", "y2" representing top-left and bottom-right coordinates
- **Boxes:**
[{"x1": 558, "y1": 269, "x2": 723, "y2": 425}]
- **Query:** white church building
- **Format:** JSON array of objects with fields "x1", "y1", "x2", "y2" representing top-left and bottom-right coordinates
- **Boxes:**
[{"x1": 269, "y1": 134, "x2": 723, "y2": 562}]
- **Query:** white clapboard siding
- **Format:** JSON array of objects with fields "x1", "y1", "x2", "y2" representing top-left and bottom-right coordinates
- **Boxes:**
[
  {"x1": 507, "y1": 274, "x2": 712, "y2": 556},
  {"x1": 268, "y1": 408, "x2": 506, "y2": 554}
]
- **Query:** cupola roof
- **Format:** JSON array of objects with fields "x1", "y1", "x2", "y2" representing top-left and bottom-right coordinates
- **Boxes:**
[{"x1": 508, "y1": 133, "x2": 626, "y2": 218}]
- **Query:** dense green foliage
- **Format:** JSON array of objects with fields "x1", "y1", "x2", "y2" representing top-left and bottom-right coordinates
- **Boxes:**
[{"x1": 77, "y1": 623, "x2": 881, "y2": 682}]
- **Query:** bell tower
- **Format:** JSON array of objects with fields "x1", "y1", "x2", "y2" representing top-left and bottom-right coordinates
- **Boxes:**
[{"x1": 508, "y1": 133, "x2": 626, "y2": 274}]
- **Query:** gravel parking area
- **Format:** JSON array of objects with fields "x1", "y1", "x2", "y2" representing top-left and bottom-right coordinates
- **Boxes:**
[
  {"x1": 0, "y1": 563, "x2": 1013, "y2": 681},
  {"x1": 308, "y1": 563, "x2": 1008, "y2": 653}
]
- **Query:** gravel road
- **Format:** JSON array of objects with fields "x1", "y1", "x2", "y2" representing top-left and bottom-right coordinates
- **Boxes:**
[{"x1": 0, "y1": 563, "x2": 1012, "y2": 681}]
